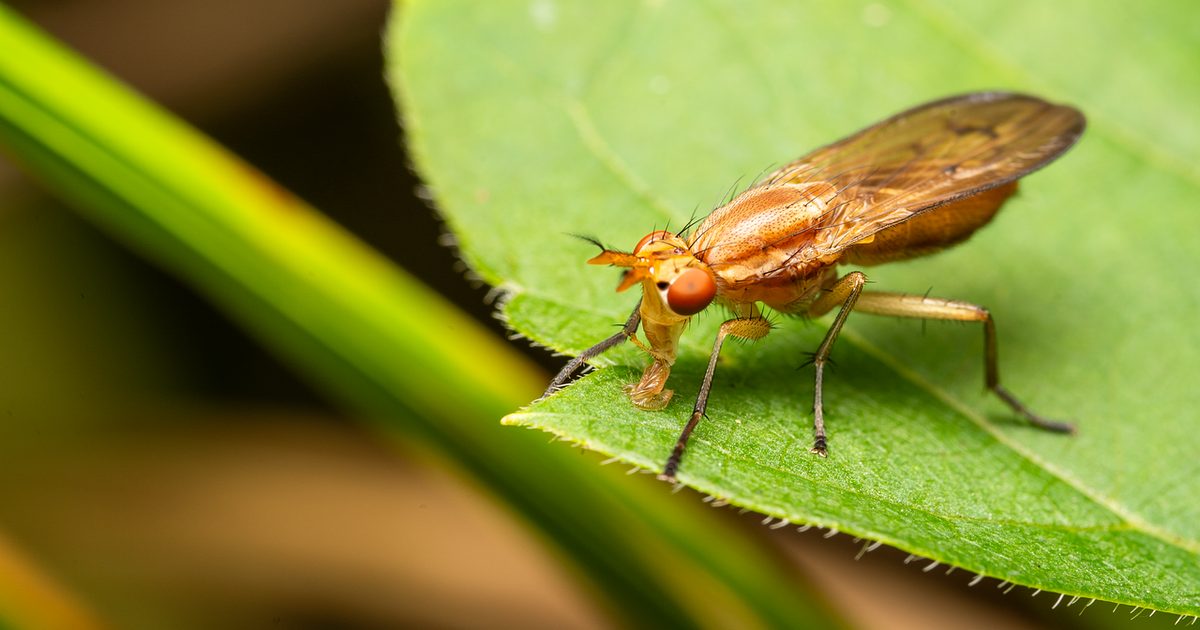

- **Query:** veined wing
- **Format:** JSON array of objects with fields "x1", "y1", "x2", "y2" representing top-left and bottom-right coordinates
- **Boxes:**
[{"x1": 760, "y1": 92, "x2": 1085, "y2": 254}]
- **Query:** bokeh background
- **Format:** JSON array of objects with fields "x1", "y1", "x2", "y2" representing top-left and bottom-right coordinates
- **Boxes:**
[{"x1": 0, "y1": 2, "x2": 1182, "y2": 628}]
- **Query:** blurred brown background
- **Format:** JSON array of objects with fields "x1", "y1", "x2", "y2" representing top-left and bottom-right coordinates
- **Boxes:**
[{"x1": 0, "y1": 1, "x2": 1159, "y2": 628}]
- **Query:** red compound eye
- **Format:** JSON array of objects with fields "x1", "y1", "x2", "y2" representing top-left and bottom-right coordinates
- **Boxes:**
[
  {"x1": 634, "y1": 230, "x2": 674, "y2": 255},
  {"x1": 667, "y1": 268, "x2": 716, "y2": 316}
]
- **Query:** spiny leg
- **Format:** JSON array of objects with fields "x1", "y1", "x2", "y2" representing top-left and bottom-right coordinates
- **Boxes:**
[
  {"x1": 804, "y1": 271, "x2": 869, "y2": 456},
  {"x1": 542, "y1": 299, "x2": 642, "y2": 398},
  {"x1": 660, "y1": 315, "x2": 771, "y2": 482},
  {"x1": 853, "y1": 291, "x2": 1074, "y2": 433}
]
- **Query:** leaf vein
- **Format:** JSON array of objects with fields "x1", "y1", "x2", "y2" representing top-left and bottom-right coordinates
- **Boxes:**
[{"x1": 564, "y1": 97, "x2": 678, "y2": 220}]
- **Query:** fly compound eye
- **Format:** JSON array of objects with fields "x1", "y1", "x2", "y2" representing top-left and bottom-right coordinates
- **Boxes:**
[
  {"x1": 634, "y1": 230, "x2": 674, "y2": 256},
  {"x1": 667, "y1": 268, "x2": 716, "y2": 316}
]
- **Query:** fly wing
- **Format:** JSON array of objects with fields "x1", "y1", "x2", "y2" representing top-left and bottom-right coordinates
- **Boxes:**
[{"x1": 760, "y1": 92, "x2": 1085, "y2": 254}]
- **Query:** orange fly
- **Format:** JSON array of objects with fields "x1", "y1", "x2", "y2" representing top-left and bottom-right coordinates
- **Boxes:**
[{"x1": 546, "y1": 92, "x2": 1085, "y2": 482}]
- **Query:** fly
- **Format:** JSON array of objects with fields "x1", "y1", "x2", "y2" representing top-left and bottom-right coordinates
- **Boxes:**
[{"x1": 545, "y1": 92, "x2": 1086, "y2": 482}]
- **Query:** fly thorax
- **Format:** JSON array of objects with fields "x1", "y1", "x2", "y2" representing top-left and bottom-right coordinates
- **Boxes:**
[{"x1": 692, "y1": 182, "x2": 838, "y2": 262}]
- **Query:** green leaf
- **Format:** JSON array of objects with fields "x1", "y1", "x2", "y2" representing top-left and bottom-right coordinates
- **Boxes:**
[
  {"x1": 397, "y1": 0, "x2": 1200, "y2": 617},
  {"x1": 0, "y1": 6, "x2": 840, "y2": 628}
]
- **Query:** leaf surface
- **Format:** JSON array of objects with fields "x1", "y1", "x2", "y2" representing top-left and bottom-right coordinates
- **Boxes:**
[{"x1": 398, "y1": 0, "x2": 1200, "y2": 614}]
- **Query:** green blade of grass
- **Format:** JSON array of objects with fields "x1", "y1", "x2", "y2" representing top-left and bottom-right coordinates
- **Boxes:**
[{"x1": 0, "y1": 6, "x2": 839, "y2": 628}]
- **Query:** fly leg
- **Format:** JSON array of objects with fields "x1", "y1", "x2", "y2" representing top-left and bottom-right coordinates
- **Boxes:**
[
  {"x1": 804, "y1": 271, "x2": 869, "y2": 456},
  {"x1": 853, "y1": 291, "x2": 1075, "y2": 433},
  {"x1": 660, "y1": 313, "x2": 771, "y2": 482},
  {"x1": 542, "y1": 299, "x2": 642, "y2": 398}
]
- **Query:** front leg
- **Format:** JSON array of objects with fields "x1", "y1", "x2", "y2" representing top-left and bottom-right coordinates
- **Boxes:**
[
  {"x1": 625, "y1": 354, "x2": 676, "y2": 410},
  {"x1": 543, "y1": 299, "x2": 642, "y2": 398},
  {"x1": 660, "y1": 315, "x2": 772, "y2": 482}
]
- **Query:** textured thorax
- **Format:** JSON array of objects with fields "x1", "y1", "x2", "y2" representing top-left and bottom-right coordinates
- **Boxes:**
[
  {"x1": 687, "y1": 181, "x2": 844, "y2": 312},
  {"x1": 690, "y1": 181, "x2": 839, "y2": 282}
]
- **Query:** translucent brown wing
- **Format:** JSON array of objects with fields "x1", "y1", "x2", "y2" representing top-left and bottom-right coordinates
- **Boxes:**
[{"x1": 759, "y1": 92, "x2": 1085, "y2": 254}]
